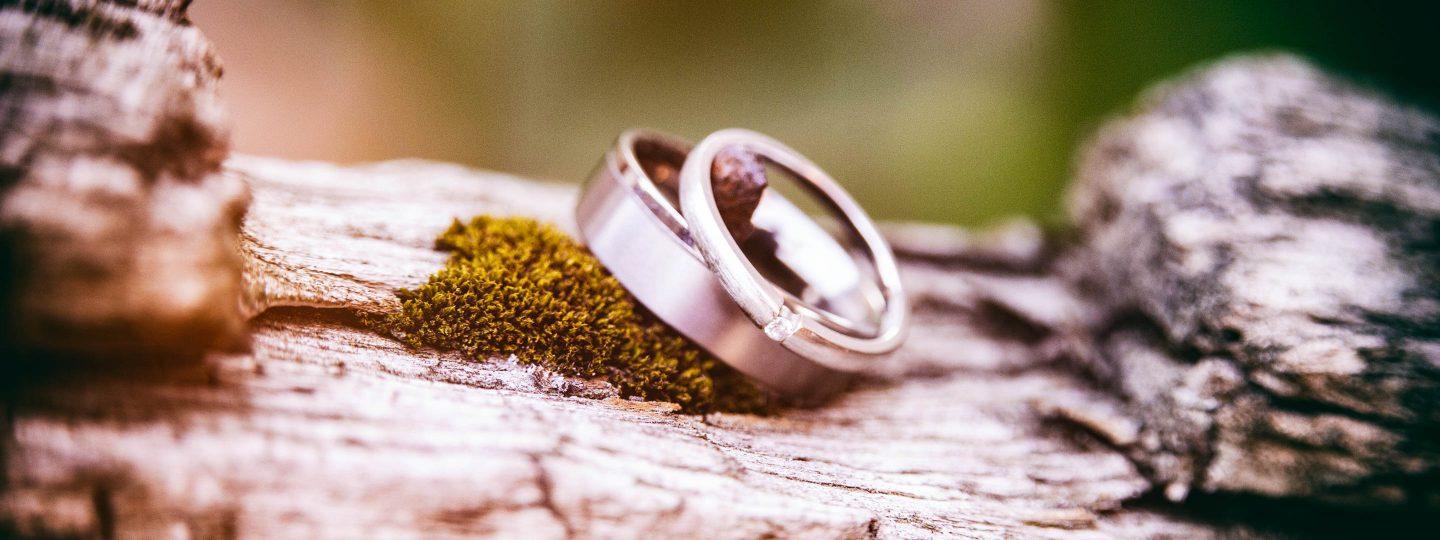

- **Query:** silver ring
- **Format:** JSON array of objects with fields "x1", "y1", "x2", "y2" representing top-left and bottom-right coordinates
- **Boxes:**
[
  {"x1": 678, "y1": 128, "x2": 908, "y2": 371},
  {"x1": 575, "y1": 129, "x2": 888, "y2": 399}
]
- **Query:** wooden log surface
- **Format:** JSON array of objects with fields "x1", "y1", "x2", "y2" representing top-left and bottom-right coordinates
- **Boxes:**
[
  {"x1": 1, "y1": 156, "x2": 1252, "y2": 539},
  {"x1": 0, "y1": 0, "x2": 248, "y2": 356}
]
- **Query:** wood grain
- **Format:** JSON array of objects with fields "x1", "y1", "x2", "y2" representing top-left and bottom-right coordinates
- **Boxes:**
[{"x1": 1, "y1": 156, "x2": 1239, "y2": 538}]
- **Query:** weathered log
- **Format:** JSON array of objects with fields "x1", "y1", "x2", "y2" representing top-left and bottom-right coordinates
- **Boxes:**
[
  {"x1": 0, "y1": 0, "x2": 247, "y2": 357},
  {"x1": 2, "y1": 156, "x2": 1244, "y2": 538},
  {"x1": 1055, "y1": 55, "x2": 1440, "y2": 506}
]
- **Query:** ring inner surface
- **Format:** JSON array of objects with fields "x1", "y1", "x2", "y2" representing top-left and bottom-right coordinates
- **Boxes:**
[
  {"x1": 631, "y1": 138, "x2": 882, "y2": 338},
  {"x1": 749, "y1": 156, "x2": 886, "y2": 337},
  {"x1": 633, "y1": 138, "x2": 688, "y2": 218}
]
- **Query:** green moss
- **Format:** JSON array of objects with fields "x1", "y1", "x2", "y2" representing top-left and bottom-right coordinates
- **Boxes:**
[{"x1": 374, "y1": 216, "x2": 770, "y2": 414}]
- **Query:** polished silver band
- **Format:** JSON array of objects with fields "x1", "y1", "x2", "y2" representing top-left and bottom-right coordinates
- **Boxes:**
[
  {"x1": 678, "y1": 129, "x2": 908, "y2": 371},
  {"x1": 575, "y1": 129, "x2": 901, "y2": 400}
]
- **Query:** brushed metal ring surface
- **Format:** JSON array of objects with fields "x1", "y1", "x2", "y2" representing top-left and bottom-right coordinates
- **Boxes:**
[
  {"x1": 576, "y1": 129, "x2": 878, "y2": 400},
  {"x1": 678, "y1": 128, "x2": 909, "y2": 372}
]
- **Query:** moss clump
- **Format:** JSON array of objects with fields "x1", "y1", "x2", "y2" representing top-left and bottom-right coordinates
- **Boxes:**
[{"x1": 375, "y1": 216, "x2": 770, "y2": 414}]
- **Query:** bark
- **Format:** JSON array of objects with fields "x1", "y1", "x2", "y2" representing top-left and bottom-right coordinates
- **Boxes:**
[
  {"x1": 0, "y1": 0, "x2": 248, "y2": 357},
  {"x1": 1056, "y1": 55, "x2": 1440, "y2": 506}
]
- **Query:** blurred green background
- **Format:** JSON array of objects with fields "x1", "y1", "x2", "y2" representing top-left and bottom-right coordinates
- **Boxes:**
[{"x1": 192, "y1": 1, "x2": 1439, "y2": 226}]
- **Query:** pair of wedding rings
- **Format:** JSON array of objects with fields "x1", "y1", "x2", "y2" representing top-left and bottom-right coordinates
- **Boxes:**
[{"x1": 575, "y1": 129, "x2": 908, "y2": 400}]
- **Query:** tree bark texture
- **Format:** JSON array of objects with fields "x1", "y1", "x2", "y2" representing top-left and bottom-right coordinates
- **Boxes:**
[
  {"x1": 1057, "y1": 55, "x2": 1440, "y2": 507},
  {"x1": 0, "y1": 0, "x2": 248, "y2": 357}
]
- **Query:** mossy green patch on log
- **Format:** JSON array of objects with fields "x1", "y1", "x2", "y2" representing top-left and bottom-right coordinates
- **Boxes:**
[{"x1": 374, "y1": 216, "x2": 770, "y2": 414}]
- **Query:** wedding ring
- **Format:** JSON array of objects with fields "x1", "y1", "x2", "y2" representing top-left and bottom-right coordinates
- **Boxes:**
[
  {"x1": 575, "y1": 129, "x2": 890, "y2": 399},
  {"x1": 678, "y1": 128, "x2": 908, "y2": 371}
]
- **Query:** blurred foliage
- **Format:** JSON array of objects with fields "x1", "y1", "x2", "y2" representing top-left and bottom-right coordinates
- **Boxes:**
[
  {"x1": 198, "y1": 1, "x2": 1440, "y2": 226},
  {"x1": 1049, "y1": 0, "x2": 1440, "y2": 177}
]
